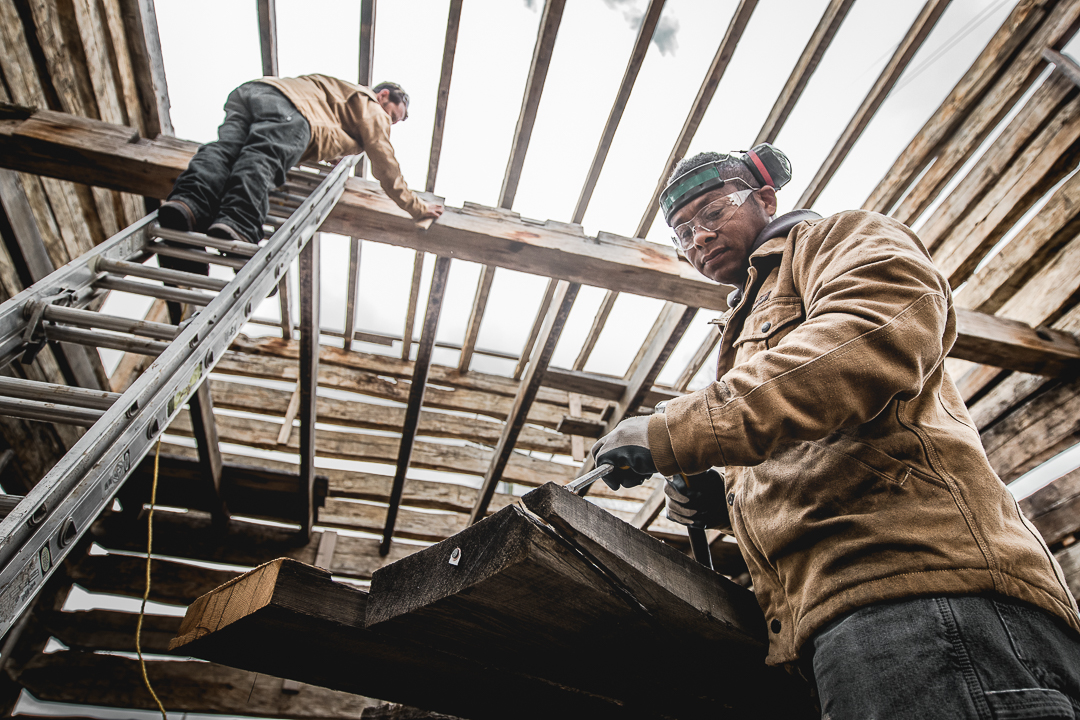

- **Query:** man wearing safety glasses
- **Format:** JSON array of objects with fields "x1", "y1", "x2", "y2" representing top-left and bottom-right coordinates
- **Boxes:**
[{"x1": 591, "y1": 144, "x2": 1080, "y2": 717}]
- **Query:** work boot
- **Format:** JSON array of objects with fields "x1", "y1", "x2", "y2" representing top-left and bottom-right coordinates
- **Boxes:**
[{"x1": 157, "y1": 199, "x2": 196, "y2": 232}]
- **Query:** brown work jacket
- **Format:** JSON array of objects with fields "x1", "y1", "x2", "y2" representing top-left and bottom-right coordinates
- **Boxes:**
[
  {"x1": 256, "y1": 74, "x2": 426, "y2": 219},
  {"x1": 648, "y1": 209, "x2": 1080, "y2": 665}
]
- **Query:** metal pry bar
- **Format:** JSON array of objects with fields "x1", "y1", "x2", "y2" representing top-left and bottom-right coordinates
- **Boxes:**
[{"x1": 566, "y1": 463, "x2": 614, "y2": 495}]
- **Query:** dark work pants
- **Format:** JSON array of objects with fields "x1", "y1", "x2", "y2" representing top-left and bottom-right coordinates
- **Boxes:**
[
  {"x1": 807, "y1": 595, "x2": 1080, "y2": 719},
  {"x1": 168, "y1": 81, "x2": 311, "y2": 244}
]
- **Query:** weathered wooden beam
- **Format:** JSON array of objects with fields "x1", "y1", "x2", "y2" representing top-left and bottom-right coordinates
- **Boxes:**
[
  {"x1": 673, "y1": 323, "x2": 721, "y2": 391},
  {"x1": 796, "y1": 0, "x2": 951, "y2": 210},
  {"x1": 343, "y1": 236, "x2": 362, "y2": 351},
  {"x1": 18, "y1": 651, "x2": 376, "y2": 718},
  {"x1": 357, "y1": 0, "x2": 375, "y2": 178},
  {"x1": 634, "y1": 0, "x2": 758, "y2": 239},
  {"x1": 572, "y1": 0, "x2": 665, "y2": 223},
  {"x1": 400, "y1": 250, "x2": 424, "y2": 360},
  {"x1": 753, "y1": 0, "x2": 855, "y2": 146},
  {"x1": 890, "y1": 4, "x2": 1080, "y2": 225},
  {"x1": 169, "y1": 558, "x2": 655, "y2": 720},
  {"x1": 513, "y1": 277, "x2": 558, "y2": 380},
  {"x1": 499, "y1": 0, "x2": 565, "y2": 209},
  {"x1": 425, "y1": 0, "x2": 462, "y2": 194},
  {"x1": 458, "y1": 264, "x2": 494, "y2": 372},
  {"x1": 383, "y1": 255, "x2": 452, "y2": 554},
  {"x1": 298, "y1": 233, "x2": 320, "y2": 537},
  {"x1": 117, "y1": 0, "x2": 173, "y2": 136},
  {"x1": 1020, "y1": 464, "x2": 1080, "y2": 547},
  {"x1": 952, "y1": 307, "x2": 1080, "y2": 377},
  {"x1": 41, "y1": 607, "x2": 180, "y2": 654},
  {"x1": 257, "y1": 0, "x2": 278, "y2": 77},
  {"x1": 371, "y1": 483, "x2": 812, "y2": 718},
  {"x1": 278, "y1": 264, "x2": 294, "y2": 340},
  {"x1": 574, "y1": 289, "x2": 618, "y2": 371},
  {"x1": 863, "y1": 0, "x2": 1060, "y2": 215},
  {"x1": 469, "y1": 281, "x2": 579, "y2": 524}
]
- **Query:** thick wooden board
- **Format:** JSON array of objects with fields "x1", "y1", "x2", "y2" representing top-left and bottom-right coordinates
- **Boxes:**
[
  {"x1": 368, "y1": 482, "x2": 813, "y2": 719},
  {"x1": 170, "y1": 558, "x2": 652, "y2": 720}
]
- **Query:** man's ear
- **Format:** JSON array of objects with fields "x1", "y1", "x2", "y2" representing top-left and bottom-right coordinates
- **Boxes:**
[
  {"x1": 756, "y1": 185, "x2": 778, "y2": 217},
  {"x1": 375, "y1": 88, "x2": 390, "y2": 103}
]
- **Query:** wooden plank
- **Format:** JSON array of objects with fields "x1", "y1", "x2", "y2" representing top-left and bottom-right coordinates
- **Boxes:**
[
  {"x1": 278, "y1": 265, "x2": 294, "y2": 340},
  {"x1": 933, "y1": 80, "x2": 1080, "y2": 289},
  {"x1": 383, "y1": 255, "x2": 452, "y2": 554},
  {"x1": 71, "y1": 0, "x2": 124, "y2": 125},
  {"x1": 753, "y1": 0, "x2": 855, "y2": 146},
  {"x1": 572, "y1": 0, "x2": 665, "y2": 223},
  {"x1": 951, "y1": 307, "x2": 1080, "y2": 377},
  {"x1": 400, "y1": 250, "x2": 424, "y2": 360},
  {"x1": 258, "y1": 0, "x2": 278, "y2": 77},
  {"x1": 425, "y1": 0, "x2": 462, "y2": 194},
  {"x1": 299, "y1": 233, "x2": 320, "y2": 537},
  {"x1": 890, "y1": 1, "x2": 1080, "y2": 225},
  {"x1": 499, "y1": 0, "x2": 566, "y2": 209},
  {"x1": 17, "y1": 651, "x2": 376, "y2": 718},
  {"x1": 343, "y1": 236, "x2": 362, "y2": 351},
  {"x1": 100, "y1": 0, "x2": 145, "y2": 134},
  {"x1": 863, "y1": 0, "x2": 1054, "y2": 214},
  {"x1": 796, "y1": 0, "x2": 951, "y2": 210},
  {"x1": 370, "y1": 483, "x2": 812, "y2": 718},
  {"x1": 513, "y1": 277, "x2": 558, "y2": 380},
  {"x1": 169, "y1": 558, "x2": 655, "y2": 720},
  {"x1": 634, "y1": 0, "x2": 758, "y2": 239},
  {"x1": 458, "y1": 264, "x2": 494, "y2": 372},
  {"x1": 117, "y1": 0, "x2": 173, "y2": 136},
  {"x1": 41, "y1": 608, "x2": 180, "y2": 654},
  {"x1": 356, "y1": 0, "x2": 374, "y2": 177},
  {"x1": 469, "y1": 281, "x2": 579, "y2": 524},
  {"x1": 1020, "y1": 465, "x2": 1080, "y2": 546},
  {"x1": 67, "y1": 552, "x2": 238, "y2": 606},
  {"x1": 919, "y1": 69, "x2": 1077, "y2": 255}
]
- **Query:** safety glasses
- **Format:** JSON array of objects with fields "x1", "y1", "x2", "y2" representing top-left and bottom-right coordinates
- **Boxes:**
[{"x1": 671, "y1": 184, "x2": 755, "y2": 251}]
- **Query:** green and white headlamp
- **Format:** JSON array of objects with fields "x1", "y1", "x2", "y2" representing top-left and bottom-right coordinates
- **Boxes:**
[{"x1": 659, "y1": 143, "x2": 791, "y2": 225}]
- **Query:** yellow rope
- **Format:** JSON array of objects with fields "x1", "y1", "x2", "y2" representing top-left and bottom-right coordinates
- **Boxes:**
[{"x1": 136, "y1": 438, "x2": 168, "y2": 719}]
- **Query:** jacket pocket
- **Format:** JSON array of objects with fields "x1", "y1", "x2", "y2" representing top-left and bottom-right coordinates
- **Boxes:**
[{"x1": 732, "y1": 299, "x2": 804, "y2": 355}]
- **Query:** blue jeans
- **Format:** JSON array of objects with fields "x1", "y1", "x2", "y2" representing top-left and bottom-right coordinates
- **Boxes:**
[
  {"x1": 168, "y1": 81, "x2": 310, "y2": 243},
  {"x1": 808, "y1": 595, "x2": 1080, "y2": 719}
]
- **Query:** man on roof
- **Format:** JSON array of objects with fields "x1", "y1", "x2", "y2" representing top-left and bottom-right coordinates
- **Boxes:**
[
  {"x1": 590, "y1": 143, "x2": 1080, "y2": 717},
  {"x1": 157, "y1": 74, "x2": 442, "y2": 251}
]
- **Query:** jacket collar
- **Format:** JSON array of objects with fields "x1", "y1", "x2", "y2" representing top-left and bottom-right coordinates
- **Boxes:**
[{"x1": 726, "y1": 210, "x2": 822, "y2": 309}]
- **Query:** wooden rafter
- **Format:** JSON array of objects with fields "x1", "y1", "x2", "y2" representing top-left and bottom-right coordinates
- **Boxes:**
[
  {"x1": 4, "y1": 107, "x2": 1080, "y2": 377},
  {"x1": 573, "y1": 289, "x2": 618, "y2": 371},
  {"x1": 795, "y1": 0, "x2": 951, "y2": 210},
  {"x1": 342, "y1": 237, "x2": 362, "y2": 351},
  {"x1": 513, "y1": 278, "x2": 558, "y2": 380},
  {"x1": 469, "y1": 281, "x2": 580, "y2": 524},
  {"x1": 357, "y1": 0, "x2": 375, "y2": 179},
  {"x1": 458, "y1": 264, "x2": 493, "y2": 372},
  {"x1": 382, "y1": 255, "x2": 452, "y2": 555},
  {"x1": 634, "y1": 0, "x2": 758, "y2": 239},
  {"x1": 400, "y1": 251, "x2": 423, "y2": 360},
  {"x1": 862, "y1": 0, "x2": 1053, "y2": 215},
  {"x1": 118, "y1": 0, "x2": 173, "y2": 136},
  {"x1": 277, "y1": 266, "x2": 293, "y2": 341},
  {"x1": 298, "y1": 233, "x2": 321, "y2": 538},
  {"x1": 572, "y1": 0, "x2": 665, "y2": 223},
  {"x1": 753, "y1": 0, "x2": 855, "y2": 146},
  {"x1": 673, "y1": 323, "x2": 721, "y2": 392},
  {"x1": 257, "y1": 0, "x2": 278, "y2": 77}
]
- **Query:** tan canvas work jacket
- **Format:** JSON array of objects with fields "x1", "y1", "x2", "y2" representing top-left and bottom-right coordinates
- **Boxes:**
[
  {"x1": 257, "y1": 74, "x2": 426, "y2": 219},
  {"x1": 648, "y1": 210, "x2": 1080, "y2": 665}
]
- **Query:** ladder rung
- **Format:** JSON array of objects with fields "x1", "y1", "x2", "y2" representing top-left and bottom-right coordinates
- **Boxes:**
[
  {"x1": 0, "y1": 495, "x2": 22, "y2": 521},
  {"x1": 95, "y1": 275, "x2": 216, "y2": 307},
  {"x1": 40, "y1": 304, "x2": 179, "y2": 341},
  {"x1": 0, "y1": 396, "x2": 103, "y2": 427},
  {"x1": 0, "y1": 376, "x2": 121, "y2": 410},
  {"x1": 96, "y1": 257, "x2": 229, "y2": 292},
  {"x1": 45, "y1": 325, "x2": 169, "y2": 356},
  {"x1": 151, "y1": 226, "x2": 258, "y2": 258},
  {"x1": 153, "y1": 243, "x2": 247, "y2": 270}
]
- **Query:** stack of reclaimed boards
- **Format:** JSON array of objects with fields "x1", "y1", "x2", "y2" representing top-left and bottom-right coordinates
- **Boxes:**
[{"x1": 170, "y1": 482, "x2": 816, "y2": 719}]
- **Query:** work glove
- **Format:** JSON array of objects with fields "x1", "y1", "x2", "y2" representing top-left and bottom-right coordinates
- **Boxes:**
[
  {"x1": 665, "y1": 469, "x2": 728, "y2": 529},
  {"x1": 590, "y1": 415, "x2": 656, "y2": 490}
]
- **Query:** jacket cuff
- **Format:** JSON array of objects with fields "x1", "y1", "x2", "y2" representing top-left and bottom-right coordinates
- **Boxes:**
[{"x1": 648, "y1": 413, "x2": 678, "y2": 477}]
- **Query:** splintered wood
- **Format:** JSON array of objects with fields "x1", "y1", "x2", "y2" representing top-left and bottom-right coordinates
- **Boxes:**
[{"x1": 171, "y1": 482, "x2": 814, "y2": 719}]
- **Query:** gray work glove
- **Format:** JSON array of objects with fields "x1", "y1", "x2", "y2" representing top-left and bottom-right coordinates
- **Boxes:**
[
  {"x1": 590, "y1": 415, "x2": 656, "y2": 490},
  {"x1": 665, "y1": 469, "x2": 728, "y2": 529}
]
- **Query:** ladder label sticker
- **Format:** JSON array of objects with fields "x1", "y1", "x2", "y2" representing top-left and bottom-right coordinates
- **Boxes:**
[
  {"x1": 167, "y1": 362, "x2": 204, "y2": 417},
  {"x1": 102, "y1": 449, "x2": 130, "y2": 495},
  {"x1": 0, "y1": 555, "x2": 42, "y2": 627}
]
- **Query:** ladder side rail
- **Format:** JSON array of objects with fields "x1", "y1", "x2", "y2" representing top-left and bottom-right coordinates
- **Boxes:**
[{"x1": 0, "y1": 156, "x2": 359, "y2": 638}]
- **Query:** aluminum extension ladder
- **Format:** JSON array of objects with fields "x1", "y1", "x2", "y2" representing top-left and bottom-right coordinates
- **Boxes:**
[{"x1": 0, "y1": 155, "x2": 359, "y2": 638}]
